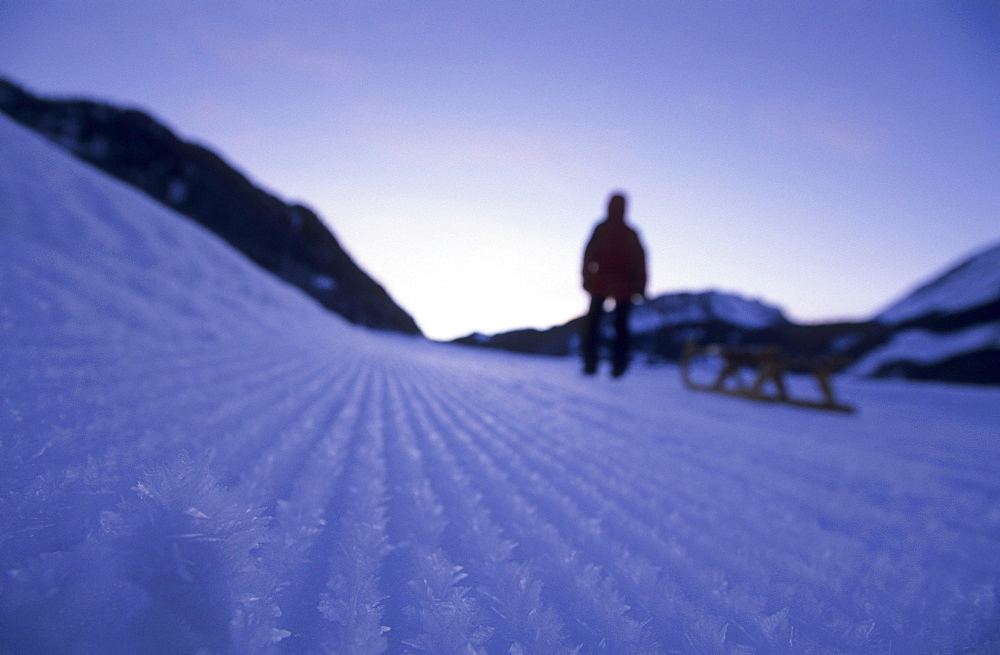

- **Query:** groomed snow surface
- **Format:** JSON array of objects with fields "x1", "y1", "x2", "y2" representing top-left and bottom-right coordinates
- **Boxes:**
[{"x1": 2, "y1": 114, "x2": 999, "y2": 655}]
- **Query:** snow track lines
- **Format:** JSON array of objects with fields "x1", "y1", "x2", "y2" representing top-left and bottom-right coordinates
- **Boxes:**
[
  {"x1": 4, "y1": 114, "x2": 1000, "y2": 654},
  {"x1": 5, "y1": 332, "x2": 1000, "y2": 654}
]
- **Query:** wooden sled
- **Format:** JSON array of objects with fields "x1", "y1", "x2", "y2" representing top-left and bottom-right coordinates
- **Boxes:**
[{"x1": 680, "y1": 341, "x2": 854, "y2": 413}]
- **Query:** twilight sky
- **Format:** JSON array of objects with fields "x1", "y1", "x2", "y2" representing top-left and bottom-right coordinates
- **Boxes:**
[{"x1": 2, "y1": 1, "x2": 997, "y2": 340}]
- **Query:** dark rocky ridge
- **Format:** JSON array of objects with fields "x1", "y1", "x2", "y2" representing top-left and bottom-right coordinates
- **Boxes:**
[{"x1": 0, "y1": 78, "x2": 421, "y2": 335}]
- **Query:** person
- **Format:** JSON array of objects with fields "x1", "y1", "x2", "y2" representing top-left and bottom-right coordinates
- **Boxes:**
[{"x1": 581, "y1": 192, "x2": 647, "y2": 377}]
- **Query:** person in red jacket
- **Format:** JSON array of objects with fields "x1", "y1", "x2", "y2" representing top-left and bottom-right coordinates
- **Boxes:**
[{"x1": 581, "y1": 192, "x2": 647, "y2": 377}]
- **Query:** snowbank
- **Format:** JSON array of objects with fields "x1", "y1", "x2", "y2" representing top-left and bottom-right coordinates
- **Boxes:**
[{"x1": 850, "y1": 324, "x2": 1000, "y2": 376}]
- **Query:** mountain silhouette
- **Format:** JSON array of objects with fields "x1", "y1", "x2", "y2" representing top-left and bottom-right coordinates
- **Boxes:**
[{"x1": 0, "y1": 77, "x2": 421, "y2": 335}]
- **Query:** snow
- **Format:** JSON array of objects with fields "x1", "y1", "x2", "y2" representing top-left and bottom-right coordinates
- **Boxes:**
[
  {"x1": 850, "y1": 324, "x2": 1000, "y2": 377},
  {"x1": 167, "y1": 179, "x2": 189, "y2": 205},
  {"x1": 2, "y1": 113, "x2": 999, "y2": 654},
  {"x1": 631, "y1": 293, "x2": 785, "y2": 334},
  {"x1": 311, "y1": 274, "x2": 337, "y2": 292},
  {"x1": 877, "y1": 242, "x2": 1000, "y2": 325}
]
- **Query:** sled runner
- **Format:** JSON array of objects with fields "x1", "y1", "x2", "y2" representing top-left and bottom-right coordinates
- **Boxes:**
[{"x1": 680, "y1": 341, "x2": 854, "y2": 413}]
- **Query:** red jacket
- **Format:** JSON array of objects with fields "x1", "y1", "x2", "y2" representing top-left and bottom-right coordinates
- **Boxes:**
[{"x1": 582, "y1": 216, "x2": 647, "y2": 300}]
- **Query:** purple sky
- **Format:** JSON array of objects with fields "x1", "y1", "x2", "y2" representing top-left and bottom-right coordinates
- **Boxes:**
[{"x1": 2, "y1": 1, "x2": 997, "y2": 339}]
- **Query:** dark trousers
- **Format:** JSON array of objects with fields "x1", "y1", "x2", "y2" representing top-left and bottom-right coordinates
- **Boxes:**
[{"x1": 582, "y1": 295, "x2": 632, "y2": 376}]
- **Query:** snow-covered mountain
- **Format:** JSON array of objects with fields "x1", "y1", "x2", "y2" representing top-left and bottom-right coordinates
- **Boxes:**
[
  {"x1": 849, "y1": 242, "x2": 1000, "y2": 383},
  {"x1": 4, "y1": 109, "x2": 1000, "y2": 654},
  {"x1": 0, "y1": 77, "x2": 420, "y2": 335},
  {"x1": 630, "y1": 291, "x2": 788, "y2": 333},
  {"x1": 454, "y1": 290, "x2": 859, "y2": 363},
  {"x1": 877, "y1": 242, "x2": 1000, "y2": 326},
  {"x1": 459, "y1": 250, "x2": 1000, "y2": 385}
]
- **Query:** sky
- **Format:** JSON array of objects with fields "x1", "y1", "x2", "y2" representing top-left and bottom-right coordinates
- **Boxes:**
[{"x1": 1, "y1": 1, "x2": 997, "y2": 340}]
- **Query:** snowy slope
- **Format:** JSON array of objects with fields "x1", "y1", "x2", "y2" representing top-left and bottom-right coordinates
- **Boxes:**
[
  {"x1": 849, "y1": 324, "x2": 999, "y2": 376},
  {"x1": 849, "y1": 242, "x2": 1000, "y2": 382},
  {"x1": 876, "y1": 242, "x2": 1000, "y2": 326},
  {"x1": 631, "y1": 292, "x2": 787, "y2": 334},
  {"x1": 2, "y1": 113, "x2": 1000, "y2": 655},
  {"x1": 0, "y1": 77, "x2": 421, "y2": 335}
]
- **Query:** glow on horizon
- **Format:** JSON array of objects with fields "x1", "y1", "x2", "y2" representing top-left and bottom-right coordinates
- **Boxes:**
[{"x1": 1, "y1": 1, "x2": 997, "y2": 340}]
